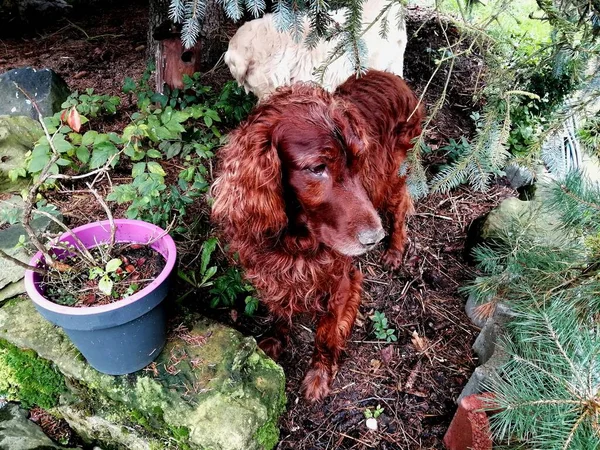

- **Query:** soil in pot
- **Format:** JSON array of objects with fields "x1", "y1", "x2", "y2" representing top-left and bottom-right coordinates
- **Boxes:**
[{"x1": 39, "y1": 243, "x2": 166, "y2": 307}]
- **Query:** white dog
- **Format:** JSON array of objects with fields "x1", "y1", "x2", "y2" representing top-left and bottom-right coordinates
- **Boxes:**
[{"x1": 224, "y1": 0, "x2": 407, "y2": 100}]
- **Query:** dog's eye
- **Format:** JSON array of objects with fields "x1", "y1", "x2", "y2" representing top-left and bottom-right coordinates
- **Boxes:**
[{"x1": 308, "y1": 164, "x2": 327, "y2": 176}]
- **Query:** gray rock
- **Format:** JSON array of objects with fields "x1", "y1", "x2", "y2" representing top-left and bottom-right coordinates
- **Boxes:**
[
  {"x1": 0, "y1": 68, "x2": 70, "y2": 119},
  {"x1": 458, "y1": 304, "x2": 513, "y2": 403},
  {"x1": 0, "y1": 115, "x2": 42, "y2": 193},
  {"x1": 504, "y1": 164, "x2": 535, "y2": 189},
  {"x1": 0, "y1": 402, "x2": 67, "y2": 449}
]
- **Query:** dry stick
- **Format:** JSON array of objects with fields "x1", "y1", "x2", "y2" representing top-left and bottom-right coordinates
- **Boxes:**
[
  {"x1": 14, "y1": 84, "x2": 59, "y2": 267},
  {"x1": 0, "y1": 249, "x2": 47, "y2": 275},
  {"x1": 86, "y1": 184, "x2": 116, "y2": 250},
  {"x1": 32, "y1": 209, "x2": 96, "y2": 265}
]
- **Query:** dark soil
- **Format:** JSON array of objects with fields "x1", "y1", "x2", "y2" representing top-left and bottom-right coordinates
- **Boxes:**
[
  {"x1": 2, "y1": 2, "x2": 516, "y2": 449},
  {"x1": 41, "y1": 243, "x2": 165, "y2": 307}
]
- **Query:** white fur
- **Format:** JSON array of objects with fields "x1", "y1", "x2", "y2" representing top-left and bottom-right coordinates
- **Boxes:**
[{"x1": 224, "y1": 0, "x2": 407, "y2": 100}]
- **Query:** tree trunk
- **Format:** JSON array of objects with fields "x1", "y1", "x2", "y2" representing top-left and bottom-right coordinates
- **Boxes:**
[
  {"x1": 147, "y1": 0, "x2": 230, "y2": 92},
  {"x1": 197, "y1": 0, "x2": 228, "y2": 71}
]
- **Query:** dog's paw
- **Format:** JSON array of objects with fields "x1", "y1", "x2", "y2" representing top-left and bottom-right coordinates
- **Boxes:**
[
  {"x1": 382, "y1": 248, "x2": 404, "y2": 270},
  {"x1": 258, "y1": 337, "x2": 285, "y2": 361},
  {"x1": 302, "y1": 365, "x2": 332, "y2": 402}
]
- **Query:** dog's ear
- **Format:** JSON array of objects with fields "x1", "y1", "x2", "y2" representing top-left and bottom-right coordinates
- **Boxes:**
[
  {"x1": 332, "y1": 101, "x2": 369, "y2": 156},
  {"x1": 211, "y1": 119, "x2": 287, "y2": 241}
]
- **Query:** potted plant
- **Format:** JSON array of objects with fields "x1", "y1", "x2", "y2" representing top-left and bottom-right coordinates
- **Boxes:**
[
  {"x1": 1, "y1": 87, "x2": 177, "y2": 375},
  {"x1": 23, "y1": 219, "x2": 176, "y2": 375}
]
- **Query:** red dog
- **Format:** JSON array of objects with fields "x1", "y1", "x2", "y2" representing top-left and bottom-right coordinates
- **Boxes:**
[{"x1": 212, "y1": 70, "x2": 424, "y2": 401}]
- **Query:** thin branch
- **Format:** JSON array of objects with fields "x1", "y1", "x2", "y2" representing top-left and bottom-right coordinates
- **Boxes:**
[
  {"x1": 0, "y1": 249, "x2": 47, "y2": 275},
  {"x1": 32, "y1": 209, "x2": 96, "y2": 266},
  {"x1": 86, "y1": 184, "x2": 116, "y2": 250}
]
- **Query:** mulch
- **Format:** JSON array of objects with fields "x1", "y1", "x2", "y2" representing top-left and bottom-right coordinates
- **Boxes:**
[{"x1": 1, "y1": 2, "x2": 516, "y2": 448}]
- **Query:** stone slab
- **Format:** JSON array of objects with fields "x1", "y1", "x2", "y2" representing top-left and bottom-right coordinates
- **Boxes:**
[{"x1": 0, "y1": 299, "x2": 286, "y2": 450}]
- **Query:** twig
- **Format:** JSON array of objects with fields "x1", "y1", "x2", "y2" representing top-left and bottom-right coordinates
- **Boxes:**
[
  {"x1": 32, "y1": 209, "x2": 95, "y2": 265},
  {"x1": 86, "y1": 184, "x2": 116, "y2": 250},
  {"x1": 14, "y1": 83, "x2": 60, "y2": 266},
  {"x1": 0, "y1": 249, "x2": 47, "y2": 275}
]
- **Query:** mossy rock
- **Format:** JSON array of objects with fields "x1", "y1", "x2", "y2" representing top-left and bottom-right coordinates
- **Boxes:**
[
  {"x1": 0, "y1": 299, "x2": 286, "y2": 450},
  {"x1": 0, "y1": 115, "x2": 42, "y2": 193}
]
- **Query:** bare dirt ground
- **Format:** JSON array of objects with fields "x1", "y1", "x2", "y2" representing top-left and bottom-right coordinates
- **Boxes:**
[{"x1": 1, "y1": 2, "x2": 515, "y2": 448}]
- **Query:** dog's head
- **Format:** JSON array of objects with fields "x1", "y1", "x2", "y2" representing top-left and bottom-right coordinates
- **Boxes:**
[{"x1": 212, "y1": 83, "x2": 384, "y2": 256}]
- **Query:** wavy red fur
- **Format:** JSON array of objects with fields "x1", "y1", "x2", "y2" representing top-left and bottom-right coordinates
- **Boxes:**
[{"x1": 211, "y1": 70, "x2": 424, "y2": 401}]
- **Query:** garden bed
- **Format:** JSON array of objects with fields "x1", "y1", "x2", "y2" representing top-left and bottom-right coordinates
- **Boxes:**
[{"x1": 0, "y1": 1, "x2": 517, "y2": 448}]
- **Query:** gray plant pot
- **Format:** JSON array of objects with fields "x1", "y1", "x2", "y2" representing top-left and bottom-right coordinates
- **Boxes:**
[{"x1": 24, "y1": 219, "x2": 177, "y2": 375}]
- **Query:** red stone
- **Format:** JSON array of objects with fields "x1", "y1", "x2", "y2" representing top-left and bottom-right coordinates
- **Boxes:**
[{"x1": 443, "y1": 394, "x2": 494, "y2": 450}]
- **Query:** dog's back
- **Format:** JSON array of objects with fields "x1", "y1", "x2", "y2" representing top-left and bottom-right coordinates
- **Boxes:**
[{"x1": 335, "y1": 70, "x2": 422, "y2": 149}]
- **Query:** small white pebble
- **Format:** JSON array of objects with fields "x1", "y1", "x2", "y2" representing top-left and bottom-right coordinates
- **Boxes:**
[
  {"x1": 366, "y1": 418, "x2": 378, "y2": 431},
  {"x1": 10, "y1": 107, "x2": 16, "y2": 113}
]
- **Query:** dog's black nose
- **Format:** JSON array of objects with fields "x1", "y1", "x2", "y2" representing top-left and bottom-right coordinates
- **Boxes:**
[{"x1": 358, "y1": 228, "x2": 386, "y2": 246}]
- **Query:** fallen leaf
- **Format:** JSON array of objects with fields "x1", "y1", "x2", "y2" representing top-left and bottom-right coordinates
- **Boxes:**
[
  {"x1": 82, "y1": 293, "x2": 96, "y2": 305},
  {"x1": 230, "y1": 309, "x2": 238, "y2": 323},
  {"x1": 125, "y1": 264, "x2": 136, "y2": 273},
  {"x1": 67, "y1": 107, "x2": 81, "y2": 132},
  {"x1": 136, "y1": 257, "x2": 146, "y2": 266},
  {"x1": 370, "y1": 359, "x2": 381, "y2": 371},
  {"x1": 411, "y1": 330, "x2": 429, "y2": 353},
  {"x1": 51, "y1": 261, "x2": 72, "y2": 272},
  {"x1": 130, "y1": 244, "x2": 143, "y2": 250},
  {"x1": 381, "y1": 345, "x2": 394, "y2": 364}
]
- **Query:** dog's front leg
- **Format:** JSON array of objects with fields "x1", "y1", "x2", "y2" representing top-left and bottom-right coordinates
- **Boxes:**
[
  {"x1": 382, "y1": 179, "x2": 413, "y2": 269},
  {"x1": 302, "y1": 268, "x2": 363, "y2": 402}
]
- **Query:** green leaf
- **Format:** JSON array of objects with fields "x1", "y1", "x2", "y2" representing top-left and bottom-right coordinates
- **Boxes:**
[
  {"x1": 203, "y1": 115, "x2": 213, "y2": 128},
  {"x1": 52, "y1": 135, "x2": 73, "y2": 153},
  {"x1": 146, "y1": 149, "x2": 162, "y2": 158},
  {"x1": 76, "y1": 146, "x2": 90, "y2": 164},
  {"x1": 98, "y1": 275, "x2": 113, "y2": 296},
  {"x1": 90, "y1": 141, "x2": 117, "y2": 169},
  {"x1": 122, "y1": 77, "x2": 136, "y2": 94},
  {"x1": 89, "y1": 267, "x2": 104, "y2": 280},
  {"x1": 28, "y1": 145, "x2": 51, "y2": 173},
  {"x1": 201, "y1": 266, "x2": 218, "y2": 285},
  {"x1": 81, "y1": 130, "x2": 98, "y2": 146},
  {"x1": 147, "y1": 161, "x2": 166, "y2": 176},
  {"x1": 55, "y1": 158, "x2": 71, "y2": 166},
  {"x1": 105, "y1": 258, "x2": 122, "y2": 273},
  {"x1": 69, "y1": 133, "x2": 82, "y2": 145},
  {"x1": 132, "y1": 162, "x2": 146, "y2": 178},
  {"x1": 200, "y1": 237, "x2": 218, "y2": 275},
  {"x1": 166, "y1": 142, "x2": 182, "y2": 159}
]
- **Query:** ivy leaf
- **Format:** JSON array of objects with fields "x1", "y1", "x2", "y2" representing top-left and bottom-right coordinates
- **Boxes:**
[
  {"x1": 98, "y1": 275, "x2": 113, "y2": 296},
  {"x1": 147, "y1": 161, "x2": 166, "y2": 176},
  {"x1": 105, "y1": 258, "x2": 122, "y2": 273}
]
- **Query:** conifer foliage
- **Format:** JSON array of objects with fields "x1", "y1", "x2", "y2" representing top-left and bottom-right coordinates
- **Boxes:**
[{"x1": 465, "y1": 172, "x2": 600, "y2": 449}]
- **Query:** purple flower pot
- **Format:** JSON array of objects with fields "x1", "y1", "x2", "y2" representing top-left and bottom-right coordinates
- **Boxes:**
[{"x1": 24, "y1": 219, "x2": 177, "y2": 375}]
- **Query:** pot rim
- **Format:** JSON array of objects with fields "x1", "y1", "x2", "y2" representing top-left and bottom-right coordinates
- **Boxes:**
[{"x1": 24, "y1": 219, "x2": 176, "y2": 316}]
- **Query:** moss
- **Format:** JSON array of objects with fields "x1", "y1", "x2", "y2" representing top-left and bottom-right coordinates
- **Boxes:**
[
  {"x1": 253, "y1": 418, "x2": 280, "y2": 450},
  {"x1": 0, "y1": 339, "x2": 65, "y2": 409}
]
